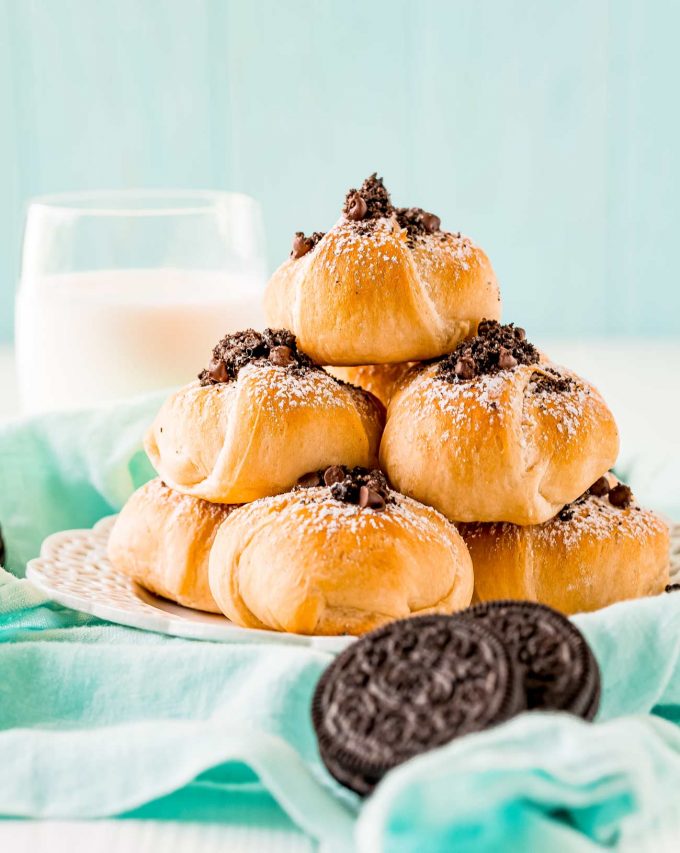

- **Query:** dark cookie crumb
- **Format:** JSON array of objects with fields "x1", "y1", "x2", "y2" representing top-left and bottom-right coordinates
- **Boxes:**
[
  {"x1": 290, "y1": 231, "x2": 325, "y2": 260},
  {"x1": 665, "y1": 584, "x2": 680, "y2": 593},
  {"x1": 296, "y1": 465, "x2": 391, "y2": 511},
  {"x1": 198, "y1": 328, "x2": 315, "y2": 385},
  {"x1": 437, "y1": 320, "x2": 540, "y2": 383},
  {"x1": 394, "y1": 207, "x2": 441, "y2": 244},
  {"x1": 339, "y1": 174, "x2": 444, "y2": 243},
  {"x1": 342, "y1": 173, "x2": 393, "y2": 221},
  {"x1": 556, "y1": 493, "x2": 591, "y2": 519},
  {"x1": 530, "y1": 367, "x2": 574, "y2": 395}
]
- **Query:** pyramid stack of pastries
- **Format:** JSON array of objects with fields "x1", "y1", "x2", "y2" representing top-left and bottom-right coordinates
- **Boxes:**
[{"x1": 109, "y1": 173, "x2": 670, "y2": 634}]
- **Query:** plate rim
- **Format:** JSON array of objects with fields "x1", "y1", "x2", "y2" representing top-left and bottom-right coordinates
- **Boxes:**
[
  {"x1": 25, "y1": 514, "x2": 680, "y2": 651},
  {"x1": 25, "y1": 517, "x2": 354, "y2": 653}
]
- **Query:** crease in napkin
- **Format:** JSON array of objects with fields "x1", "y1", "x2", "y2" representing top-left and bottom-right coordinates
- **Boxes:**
[{"x1": 2, "y1": 395, "x2": 680, "y2": 851}]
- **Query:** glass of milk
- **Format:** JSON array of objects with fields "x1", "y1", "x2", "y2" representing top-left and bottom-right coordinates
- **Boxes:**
[{"x1": 15, "y1": 190, "x2": 267, "y2": 413}]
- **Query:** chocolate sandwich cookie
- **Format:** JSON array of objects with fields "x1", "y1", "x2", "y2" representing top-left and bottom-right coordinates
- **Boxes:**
[
  {"x1": 312, "y1": 615, "x2": 526, "y2": 795},
  {"x1": 461, "y1": 601, "x2": 601, "y2": 720}
]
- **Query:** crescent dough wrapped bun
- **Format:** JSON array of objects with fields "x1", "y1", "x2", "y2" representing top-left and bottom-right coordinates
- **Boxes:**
[
  {"x1": 145, "y1": 329, "x2": 384, "y2": 504},
  {"x1": 108, "y1": 478, "x2": 235, "y2": 612},
  {"x1": 208, "y1": 466, "x2": 474, "y2": 636},
  {"x1": 380, "y1": 321, "x2": 619, "y2": 525},
  {"x1": 264, "y1": 174, "x2": 500, "y2": 365},
  {"x1": 459, "y1": 475, "x2": 670, "y2": 614},
  {"x1": 325, "y1": 362, "x2": 417, "y2": 408}
]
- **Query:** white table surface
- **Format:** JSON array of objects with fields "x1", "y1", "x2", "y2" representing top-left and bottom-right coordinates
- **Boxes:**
[
  {"x1": 1, "y1": 819, "x2": 315, "y2": 853},
  {"x1": 1, "y1": 340, "x2": 679, "y2": 851}
]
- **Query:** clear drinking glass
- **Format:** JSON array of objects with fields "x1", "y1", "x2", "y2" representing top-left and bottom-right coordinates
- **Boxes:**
[{"x1": 15, "y1": 190, "x2": 266, "y2": 413}]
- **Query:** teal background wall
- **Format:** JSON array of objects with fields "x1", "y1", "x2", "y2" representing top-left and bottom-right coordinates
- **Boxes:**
[{"x1": 1, "y1": 0, "x2": 679, "y2": 343}]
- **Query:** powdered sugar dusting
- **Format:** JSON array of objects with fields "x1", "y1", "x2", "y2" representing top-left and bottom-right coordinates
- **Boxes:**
[
  {"x1": 320, "y1": 217, "x2": 404, "y2": 283},
  {"x1": 405, "y1": 363, "x2": 598, "y2": 446},
  {"x1": 244, "y1": 488, "x2": 457, "y2": 548},
  {"x1": 412, "y1": 231, "x2": 476, "y2": 277},
  {"x1": 241, "y1": 361, "x2": 380, "y2": 421},
  {"x1": 315, "y1": 216, "x2": 476, "y2": 286},
  {"x1": 413, "y1": 369, "x2": 509, "y2": 437},
  {"x1": 466, "y1": 493, "x2": 666, "y2": 550},
  {"x1": 526, "y1": 365, "x2": 591, "y2": 439}
]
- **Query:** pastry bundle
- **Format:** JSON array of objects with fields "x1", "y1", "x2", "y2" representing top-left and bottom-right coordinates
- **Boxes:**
[
  {"x1": 111, "y1": 326, "x2": 473, "y2": 635},
  {"x1": 109, "y1": 173, "x2": 670, "y2": 634}
]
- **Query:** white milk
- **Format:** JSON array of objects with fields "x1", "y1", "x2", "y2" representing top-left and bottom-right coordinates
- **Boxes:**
[{"x1": 15, "y1": 268, "x2": 265, "y2": 413}]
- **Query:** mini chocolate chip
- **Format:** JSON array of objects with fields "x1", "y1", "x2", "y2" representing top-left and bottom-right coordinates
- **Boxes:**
[
  {"x1": 359, "y1": 485, "x2": 386, "y2": 511},
  {"x1": 199, "y1": 328, "x2": 315, "y2": 386},
  {"x1": 589, "y1": 477, "x2": 611, "y2": 497},
  {"x1": 291, "y1": 232, "x2": 313, "y2": 259},
  {"x1": 421, "y1": 212, "x2": 441, "y2": 233},
  {"x1": 665, "y1": 584, "x2": 680, "y2": 593},
  {"x1": 608, "y1": 484, "x2": 633, "y2": 509},
  {"x1": 454, "y1": 356, "x2": 477, "y2": 380},
  {"x1": 269, "y1": 345, "x2": 295, "y2": 366},
  {"x1": 558, "y1": 506, "x2": 574, "y2": 521},
  {"x1": 208, "y1": 359, "x2": 229, "y2": 383},
  {"x1": 438, "y1": 321, "x2": 540, "y2": 384},
  {"x1": 498, "y1": 348, "x2": 518, "y2": 370},
  {"x1": 297, "y1": 471, "x2": 323, "y2": 488},
  {"x1": 324, "y1": 466, "x2": 346, "y2": 487},
  {"x1": 346, "y1": 193, "x2": 368, "y2": 222}
]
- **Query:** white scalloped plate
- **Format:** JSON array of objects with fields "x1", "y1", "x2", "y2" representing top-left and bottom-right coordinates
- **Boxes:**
[
  {"x1": 25, "y1": 516, "x2": 353, "y2": 652},
  {"x1": 26, "y1": 515, "x2": 680, "y2": 648}
]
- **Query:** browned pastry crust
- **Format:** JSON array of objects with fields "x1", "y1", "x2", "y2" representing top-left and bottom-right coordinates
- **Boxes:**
[
  {"x1": 325, "y1": 362, "x2": 417, "y2": 407},
  {"x1": 264, "y1": 175, "x2": 500, "y2": 365},
  {"x1": 145, "y1": 360, "x2": 384, "y2": 504},
  {"x1": 459, "y1": 476, "x2": 670, "y2": 614},
  {"x1": 380, "y1": 359, "x2": 619, "y2": 525},
  {"x1": 108, "y1": 478, "x2": 235, "y2": 612},
  {"x1": 208, "y1": 485, "x2": 474, "y2": 635}
]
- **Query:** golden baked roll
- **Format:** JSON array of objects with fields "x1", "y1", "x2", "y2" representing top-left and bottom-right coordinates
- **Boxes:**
[
  {"x1": 108, "y1": 478, "x2": 235, "y2": 612},
  {"x1": 264, "y1": 174, "x2": 500, "y2": 365},
  {"x1": 380, "y1": 321, "x2": 619, "y2": 525},
  {"x1": 325, "y1": 362, "x2": 417, "y2": 407},
  {"x1": 459, "y1": 475, "x2": 670, "y2": 614},
  {"x1": 145, "y1": 329, "x2": 384, "y2": 504},
  {"x1": 208, "y1": 466, "x2": 474, "y2": 635}
]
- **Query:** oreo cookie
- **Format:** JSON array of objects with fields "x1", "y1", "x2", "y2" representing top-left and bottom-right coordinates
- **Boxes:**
[
  {"x1": 311, "y1": 615, "x2": 526, "y2": 795},
  {"x1": 461, "y1": 601, "x2": 601, "y2": 721}
]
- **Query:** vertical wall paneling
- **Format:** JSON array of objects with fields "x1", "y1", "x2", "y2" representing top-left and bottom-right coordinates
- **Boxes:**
[{"x1": 1, "y1": 0, "x2": 678, "y2": 343}]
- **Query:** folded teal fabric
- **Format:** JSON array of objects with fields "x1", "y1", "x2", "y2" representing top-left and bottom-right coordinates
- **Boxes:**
[
  {"x1": 2, "y1": 398, "x2": 680, "y2": 851},
  {"x1": 0, "y1": 392, "x2": 163, "y2": 575},
  {"x1": 357, "y1": 713, "x2": 680, "y2": 852}
]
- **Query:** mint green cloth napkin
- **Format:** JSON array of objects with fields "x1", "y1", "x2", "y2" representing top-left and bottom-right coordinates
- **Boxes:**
[
  {"x1": 2, "y1": 397, "x2": 680, "y2": 851},
  {"x1": 0, "y1": 392, "x2": 164, "y2": 576}
]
